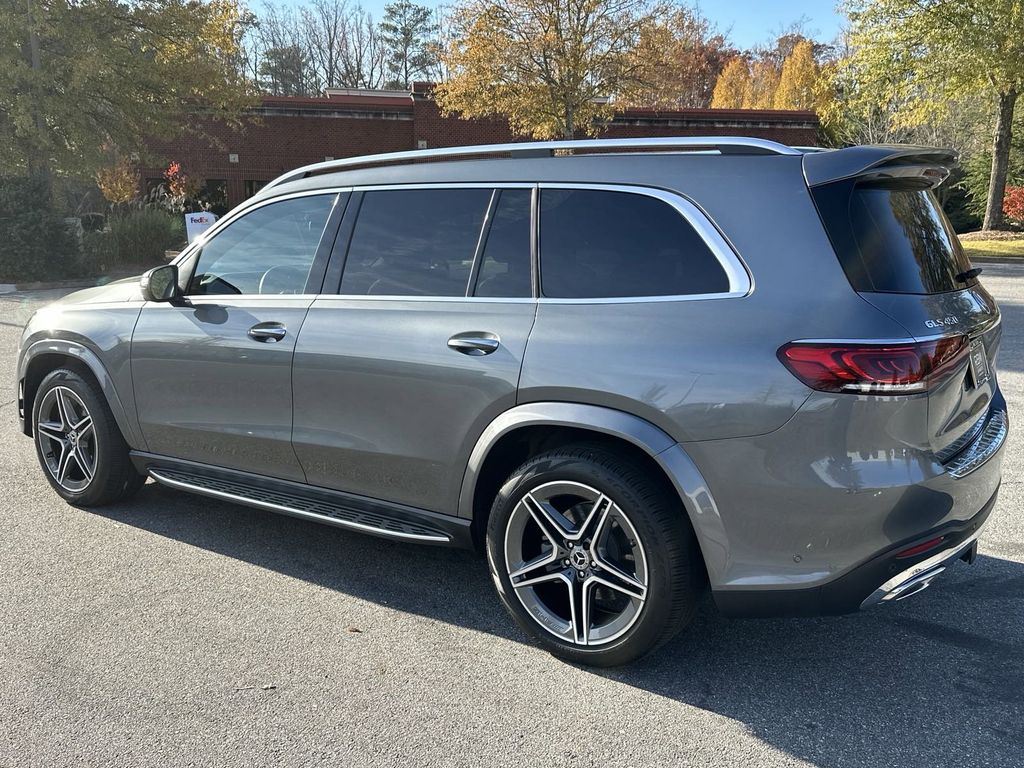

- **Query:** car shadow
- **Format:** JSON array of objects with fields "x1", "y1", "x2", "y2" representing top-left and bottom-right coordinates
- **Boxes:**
[{"x1": 95, "y1": 481, "x2": 1024, "y2": 767}]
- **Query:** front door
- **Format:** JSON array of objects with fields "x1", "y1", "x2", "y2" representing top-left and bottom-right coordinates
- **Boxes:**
[
  {"x1": 292, "y1": 186, "x2": 536, "y2": 513},
  {"x1": 132, "y1": 192, "x2": 343, "y2": 482}
]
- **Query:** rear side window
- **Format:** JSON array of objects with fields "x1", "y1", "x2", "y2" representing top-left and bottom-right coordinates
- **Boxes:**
[
  {"x1": 474, "y1": 189, "x2": 532, "y2": 298},
  {"x1": 341, "y1": 188, "x2": 491, "y2": 296},
  {"x1": 812, "y1": 183, "x2": 975, "y2": 295},
  {"x1": 539, "y1": 189, "x2": 730, "y2": 299}
]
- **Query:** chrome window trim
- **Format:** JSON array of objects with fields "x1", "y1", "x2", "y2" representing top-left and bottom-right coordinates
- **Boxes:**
[
  {"x1": 172, "y1": 189, "x2": 346, "y2": 298},
  {"x1": 171, "y1": 188, "x2": 351, "y2": 267},
  {"x1": 334, "y1": 183, "x2": 536, "y2": 301},
  {"x1": 535, "y1": 182, "x2": 752, "y2": 304},
  {"x1": 310, "y1": 295, "x2": 537, "y2": 304},
  {"x1": 177, "y1": 182, "x2": 752, "y2": 305},
  {"x1": 145, "y1": 295, "x2": 322, "y2": 303},
  {"x1": 354, "y1": 182, "x2": 536, "y2": 192}
]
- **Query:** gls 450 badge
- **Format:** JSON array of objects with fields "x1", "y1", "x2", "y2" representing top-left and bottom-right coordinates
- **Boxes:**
[{"x1": 925, "y1": 315, "x2": 959, "y2": 329}]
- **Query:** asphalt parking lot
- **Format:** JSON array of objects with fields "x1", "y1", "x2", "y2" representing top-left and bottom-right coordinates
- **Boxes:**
[{"x1": 1, "y1": 266, "x2": 1023, "y2": 768}]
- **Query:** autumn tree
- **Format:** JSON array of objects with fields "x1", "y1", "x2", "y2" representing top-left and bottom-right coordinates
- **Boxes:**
[
  {"x1": 435, "y1": 0, "x2": 671, "y2": 139},
  {"x1": 745, "y1": 60, "x2": 780, "y2": 108},
  {"x1": 628, "y1": 6, "x2": 735, "y2": 109},
  {"x1": 380, "y1": 0, "x2": 439, "y2": 89},
  {"x1": 773, "y1": 39, "x2": 819, "y2": 109},
  {"x1": 2, "y1": 0, "x2": 255, "y2": 180},
  {"x1": 712, "y1": 56, "x2": 788, "y2": 109},
  {"x1": 845, "y1": 0, "x2": 1024, "y2": 230},
  {"x1": 95, "y1": 158, "x2": 140, "y2": 205},
  {"x1": 711, "y1": 57, "x2": 750, "y2": 108}
]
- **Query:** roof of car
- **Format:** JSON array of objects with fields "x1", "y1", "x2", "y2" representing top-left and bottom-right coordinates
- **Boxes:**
[{"x1": 247, "y1": 137, "x2": 957, "y2": 204}]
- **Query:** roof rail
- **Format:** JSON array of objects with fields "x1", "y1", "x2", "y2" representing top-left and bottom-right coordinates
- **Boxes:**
[{"x1": 263, "y1": 136, "x2": 801, "y2": 191}]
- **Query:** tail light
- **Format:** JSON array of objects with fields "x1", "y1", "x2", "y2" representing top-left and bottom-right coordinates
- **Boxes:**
[{"x1": 777, "y1": 336, "x2": 969, "y2": 394}]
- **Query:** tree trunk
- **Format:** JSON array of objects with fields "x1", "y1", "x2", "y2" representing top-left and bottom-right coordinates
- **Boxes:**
[
  {"x1": 563, "y1": 106, "x2": 574, "y2": 140},
  {"x1": 25, "y1": 0, "x2": 51, "y2": 187},
  {"x1": 983, "y1": 88, "x2": 1017, "y2": 231}
]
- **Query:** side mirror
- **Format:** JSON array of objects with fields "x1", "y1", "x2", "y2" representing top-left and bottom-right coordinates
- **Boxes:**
[{"x1": 140, "y1": 264, "x2": 181, "y2": 303}]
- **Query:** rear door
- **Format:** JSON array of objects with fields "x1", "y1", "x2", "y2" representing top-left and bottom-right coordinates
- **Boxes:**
[
  {"x1": 291, "y1": 185, "x2": 536, "y2": 513},
  {"x1": 132, "y1": 192, "x2": 344, "y2": 482},
  {"x1": 810, "y1": 175, "x2": 1001, "y2": 456}
]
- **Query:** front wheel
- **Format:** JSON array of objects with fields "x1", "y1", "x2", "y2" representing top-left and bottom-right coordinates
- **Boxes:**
[
  {"x1": 486, "y1": 444, "x2": 703, "y2": 666},
  {"x1": 32, "y1": 368, "x2": 145, "y2": 507}
]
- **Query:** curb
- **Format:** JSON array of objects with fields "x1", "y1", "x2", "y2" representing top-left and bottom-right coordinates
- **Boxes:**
[
  {"x1": 11, "y1": 279, "x2": 99, "y2": 292},
  {"x1": 0, "y1": 275, "x2": 140, "y2": 295},
  {"x1": 969, "y1": 256, "x2": 1024, "y2": 266}
]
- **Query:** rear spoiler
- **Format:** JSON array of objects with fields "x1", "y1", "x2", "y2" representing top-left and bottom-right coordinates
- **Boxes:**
[{"x1": 802, "y1": 145, "x2": 959, "y2": 188}]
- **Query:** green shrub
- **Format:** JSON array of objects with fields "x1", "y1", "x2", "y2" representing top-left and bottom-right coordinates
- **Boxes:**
[
  {"x1": 83, "y1": 208, "x2": 186, "y2": 273},
  {"x1": 938, "y1": 167, "x2": 982, "y2": 234},
  {"x1": 0, "y1": 176, "x2": 80, "y2": 282}
]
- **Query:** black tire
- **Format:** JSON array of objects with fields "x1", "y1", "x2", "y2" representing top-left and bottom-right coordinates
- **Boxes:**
[
  {"x1": 31, "y1": 368, "x2": 145, "y2": 507},
  {"x1": 485, "y1": 443, "x2": 703, "y2": 667}
]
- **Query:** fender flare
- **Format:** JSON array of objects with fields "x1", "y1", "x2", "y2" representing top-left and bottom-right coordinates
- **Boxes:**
[
  {"x1": 458, "y1": 402, "x2": 730, "y2": 584},
  {"x1": 18, "y1": 338, "x2": 145, "y2": 450}
]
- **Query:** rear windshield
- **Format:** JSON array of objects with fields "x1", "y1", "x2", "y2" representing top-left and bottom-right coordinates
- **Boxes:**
[{"x1": 812, "y1": 181, "x2": 975, "y2": 295}]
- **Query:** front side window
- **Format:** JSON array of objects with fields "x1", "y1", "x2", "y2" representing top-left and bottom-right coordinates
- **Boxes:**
[
  {"x1": 539, "y1": 189, "x2": 730, "y2": 299},
  {"x1": 188, "y1": 194, "x2": 336, "y2": 296},
  {"x1": 340, "y1": 188, "x2": 491, "y2": 296}
]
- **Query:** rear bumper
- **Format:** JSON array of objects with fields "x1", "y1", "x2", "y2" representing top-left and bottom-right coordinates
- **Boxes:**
[{"x1": 714, "y1": 484, "x2": 998, "y2": 617}]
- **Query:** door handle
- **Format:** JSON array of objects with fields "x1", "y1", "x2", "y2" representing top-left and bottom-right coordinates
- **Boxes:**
[
  {"x1": 447, "y1": 332, "x2": 500, "y2": 356},
  {"x1": 248, "y1": 322, "x2": 287, "y2": 342}
]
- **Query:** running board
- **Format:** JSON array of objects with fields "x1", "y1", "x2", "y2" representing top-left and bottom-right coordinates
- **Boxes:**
[{"x1": 147, "y1": 466, "x2": 454, "y2": 544}]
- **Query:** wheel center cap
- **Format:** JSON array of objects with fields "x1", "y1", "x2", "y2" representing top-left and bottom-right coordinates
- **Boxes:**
[
  {"x1": 67, "y1": 430, "x2": 78, "y2": 446},
  {"x1": 569, "y1": 547, "x2": 590, "y2": 571}
]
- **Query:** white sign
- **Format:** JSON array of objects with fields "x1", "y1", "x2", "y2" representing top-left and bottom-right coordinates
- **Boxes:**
[{"x1": 185, "y1": 211, "x2": 217, "y2": 243}]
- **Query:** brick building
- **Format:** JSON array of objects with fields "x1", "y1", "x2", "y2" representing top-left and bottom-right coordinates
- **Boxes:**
[{"x1": 143, "y1": 84, "x2": 819, "y2": 212}]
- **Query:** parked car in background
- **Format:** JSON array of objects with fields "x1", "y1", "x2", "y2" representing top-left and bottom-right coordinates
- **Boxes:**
[{"x1": 17, "y1": 137, "x2": 1007, "y2": 666}]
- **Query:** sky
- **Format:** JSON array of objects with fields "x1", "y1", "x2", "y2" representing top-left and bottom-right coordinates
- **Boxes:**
[
  {"x1": 283, "y1": 0, "x2": 848, "y2": 50},
  {"x1": 707, "y1": 0, "x2": 846, "y2": 48}
]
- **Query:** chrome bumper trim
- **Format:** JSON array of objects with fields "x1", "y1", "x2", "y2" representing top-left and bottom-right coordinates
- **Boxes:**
[
  {"x1": 861, "y1": 532, "x2": 981, "y2": 609},
  {"x1": 946, "y1": 409, "x2": 1007, "y2": 479}
]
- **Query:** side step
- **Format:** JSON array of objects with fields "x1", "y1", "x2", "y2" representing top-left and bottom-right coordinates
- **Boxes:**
[{"x1": 148, "y1": 466, "x2": 454, "y2": 544}]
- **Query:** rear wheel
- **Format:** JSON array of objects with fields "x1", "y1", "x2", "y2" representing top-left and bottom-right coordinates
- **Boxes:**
[
  {"x1": 486, "y1": 443, "x2": 702, "y2": 666},
  {"x1": 32, "y1": 368, "x2": 145, "y2": 507}
]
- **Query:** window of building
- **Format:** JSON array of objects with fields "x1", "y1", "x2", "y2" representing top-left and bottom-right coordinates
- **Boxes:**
[
  {"x1": 473, "y1": 189, "x2": 532, "y2": 298},
  {"x1": 245, "y1": 180, "x2": 269, "y2": 199},
  {"x1": 340, "y1": 188, "x2": 492, "y2": 297},
  {"x1": 188, "y1": 194, "x2": 336, "y2": 296},
  {"x1": 538, "y1": 189, "x2": 729, "y2": 299},
  {"x1": 198, "y1": 179, "x2": 229, "y2": 216}
]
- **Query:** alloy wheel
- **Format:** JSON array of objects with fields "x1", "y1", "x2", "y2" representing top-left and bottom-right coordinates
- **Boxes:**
[
  {"x1": 503, "y1": 480, "x2": 649, "y2": 646},
  {"x1": 35, "y1": 386, "x2": 98, "y2": 493}
]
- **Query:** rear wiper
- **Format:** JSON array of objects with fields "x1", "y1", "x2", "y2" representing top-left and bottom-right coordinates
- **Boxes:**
[{"x1": 956, "y1": 267, "x2": 983, "y2": 283}]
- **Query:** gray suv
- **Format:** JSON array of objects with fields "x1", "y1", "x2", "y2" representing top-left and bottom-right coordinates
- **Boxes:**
[{"x1": 17, "y1": 137, "x2": 1007, "y2": 666}]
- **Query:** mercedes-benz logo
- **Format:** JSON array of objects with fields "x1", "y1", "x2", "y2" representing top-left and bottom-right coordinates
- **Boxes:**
[{"x1": 569, "y1": 547, "x2": 590, "y2": 571}]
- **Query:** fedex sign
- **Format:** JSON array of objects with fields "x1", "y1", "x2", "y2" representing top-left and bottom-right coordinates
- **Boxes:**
[{"x1": 185, "y1": 211, "x2": 218, "y2": 243}]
